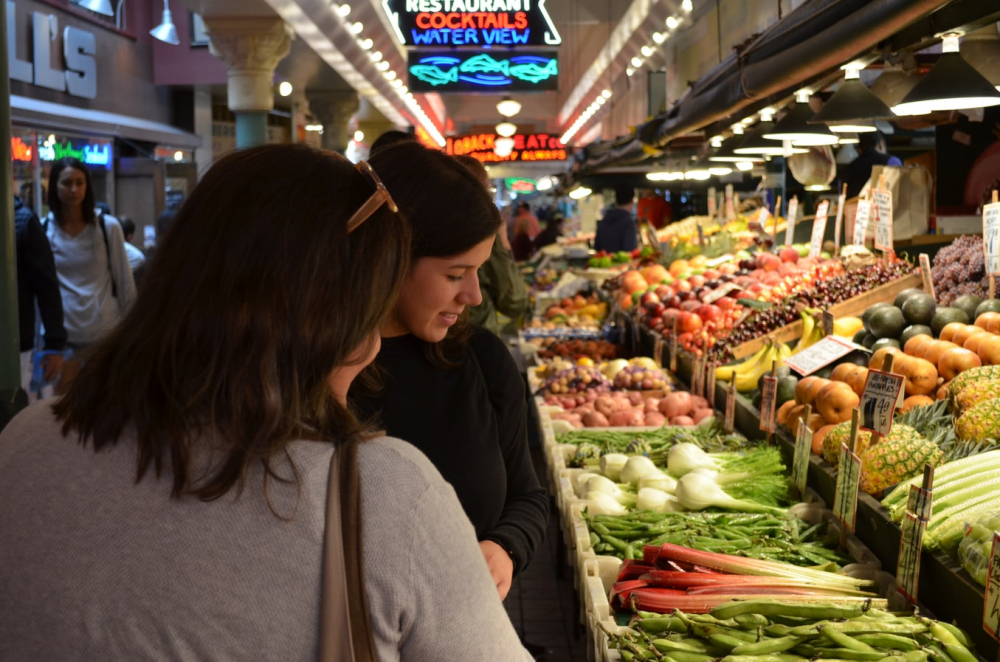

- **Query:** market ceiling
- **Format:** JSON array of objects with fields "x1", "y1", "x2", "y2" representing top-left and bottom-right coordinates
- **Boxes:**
[{"x1": 175, "y1": 0, "x2": 685, "y2": 148}]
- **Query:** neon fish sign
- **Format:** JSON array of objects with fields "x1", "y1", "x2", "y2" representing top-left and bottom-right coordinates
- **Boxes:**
[
  {"x1": 408, "y1": 51, "x2": 558, "y2": 93},
  {"x1": 383, "y1": 0, "x2": 561, "y2": 46}
]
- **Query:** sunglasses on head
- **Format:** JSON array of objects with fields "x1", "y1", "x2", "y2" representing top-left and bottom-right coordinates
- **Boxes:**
[{"x1": 347, "y1": 161, "x2": 399, "y2": 233}]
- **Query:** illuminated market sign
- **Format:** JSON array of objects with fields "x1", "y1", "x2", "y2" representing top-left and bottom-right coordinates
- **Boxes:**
[
  {"x1": 11, "y1": 137, "x2": 33, "y2": 162},
  {"x1": 38, "y1": 138, "x2": 112, "y2": 169},
  {"x1": 505, "y1": 177, "x2": 536, "y2": 192},
  {"x1": 445, "y1": 133, "x2": 567, "y2": 163},
  {"x1": 408, "y1": 51, "x2": 558, "y2": 93},
  {"x1": 382, "y1": 0, "x2": 561, "y2": 46}
]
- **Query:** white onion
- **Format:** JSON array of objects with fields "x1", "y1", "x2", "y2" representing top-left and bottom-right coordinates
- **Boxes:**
[
  {"x1": 667, "y1": 442, "x2": 719, "y2": 477},
  {"x1": 620, "y1": 456, "x2": 662, "y2": 485},
  {"x1": 638, "y1": 474, "x2": 677, "y2": 494},
  {"x1": 636, "y1": 487, "x2": 681, "y2": 513},
  {"x1": 599, "y1": 453, "x2": 629, "y2": 481},
  {"x1": 585, "y1": 492, "x2": 628, "y2": 516}
]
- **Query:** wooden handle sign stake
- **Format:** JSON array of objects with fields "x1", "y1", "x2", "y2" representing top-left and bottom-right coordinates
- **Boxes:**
[
  {"x1": 760, "y1": 359, "x2": 780, "y2": 445},
  {"x1": 792, "y1": 403, "x2": 813, "y2": 500},
  {"x1": 834, "y1": 183, "x2": 847, "y2": 255},
  {"x1": 835, "y1": 409, "x2": 863, "y2": 552},
  {"x1": 896, "y1": 465, "x2": 934, "y2": 605},
  {"x1": 773, "y1": 195, "x2": 783, "y2": 246}
]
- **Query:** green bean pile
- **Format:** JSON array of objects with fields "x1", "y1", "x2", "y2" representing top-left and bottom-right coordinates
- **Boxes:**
[
  {"x1": 584, "y1": 512, "x2": 850, "y2": 567},
  {"x1": 559, "y1": 420, "x2": 748, "y2": 456},
  {"x1": 609, "y1": 601, "x2": 978, "y2": 662}
]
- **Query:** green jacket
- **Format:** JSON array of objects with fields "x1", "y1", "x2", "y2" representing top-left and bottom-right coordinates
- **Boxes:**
[{"x1": 470, "y1": 236, "x2": 528, "y2": 336}]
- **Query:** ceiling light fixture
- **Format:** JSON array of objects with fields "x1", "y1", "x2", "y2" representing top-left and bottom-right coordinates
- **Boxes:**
[
  {"x1": 626, "y1": 67, "x2": 635, "y2": 77},
  {"x1": 763, "y1": 90, "x2": 839, "y2": 145},
  {"x1": 359, "y1": 38, "x2": 373, "y2": 50},
  {"x1": 641, "y1": 45, "x2": 654, "y2": 57},
  {"x1": 77, "y1": 0, "x2": 114, "y2": 16},
  {"x1": 666, "y1": 16, "x2": 679, "y2": 29},
  {"x1": 838, "y1": 134, "x2": 860, "y2": 144},
  {"x1": 377, "y1": 61, "x2": 390, "y2": 71},
  {"x1": 354, "y1": 130, "x2": 364, "y2": 142},
  {"x1": 336, "y1": 3, "x2": 351, "y2": 17},
  {"x1": 652, "y1": 32, "x2": 665, "y2": 44},
  {"x1": 568, "y1": 186, "x2": 592, "y2": 199},
  {"x1": 734, "y1": 109, "x2": 809, "y2": 156},
  {"x1": 631, "y1": 56, "x2": 643, "y2": 68},
  {"x1": 602, "y1": 89, "x2": 613, "y2": 99},
  {"x1": 370, "y1": 51, "x2": 383, "y2": 62},
  {"x1": 892, "y1": 34, "x2": 1000, "y2": 115},
  {"x1": 497, "y1": 97, "x2": 522, "y2": 117},
  {"x1": 735, "y1": 161, "x2": 754, "y2": 171},
  {"x1": 809, "y1": 64, "x2": 893, "y2": 132},
  {"x1": 384, "y1": 70, "x2": 396, "y2": 80},
  {"x1": 278, "y1": 81, "x2": 293, "y2": 97},
  {"x1": 350, "y1": 22, "x2": 363, "y2": 34},
  {"x1": 682, "y1": 0, "x2": 693, "y2": 11},
  {"x1": 149, "y1": 0, "x2": 179, "y2": 45},
  {"x1": 496, "y1": 121, "x2": 517, "y2": 137},
  {"x1": 494, "y1": 136, "x2": 515, "y2": 157}
]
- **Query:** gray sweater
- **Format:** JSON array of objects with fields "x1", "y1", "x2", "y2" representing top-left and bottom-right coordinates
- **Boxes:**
[
  {"x1": 44, "y1": 213, "x2": 137, "y2": 346},
  {"x1": 0, "y1": 403, "x2": 532, "y2": 662}
]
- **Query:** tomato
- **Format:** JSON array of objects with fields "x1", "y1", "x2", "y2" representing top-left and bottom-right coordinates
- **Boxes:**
[{"x1": 678, "y1": 312, "x2": 703, "y2": 333}]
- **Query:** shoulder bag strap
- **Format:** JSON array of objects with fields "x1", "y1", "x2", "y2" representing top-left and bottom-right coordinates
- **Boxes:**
[
  {"x1": 319, "y1": 442, "x2": 378, "y2": 662},
  {"x1": 96, "y1": 212, "x2": 117, "y2": 299}
]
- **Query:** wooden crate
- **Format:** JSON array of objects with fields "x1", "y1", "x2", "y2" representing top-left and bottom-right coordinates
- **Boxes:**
[{"x1": 731, "y1": 272, "x2": 923, "y2": 360}]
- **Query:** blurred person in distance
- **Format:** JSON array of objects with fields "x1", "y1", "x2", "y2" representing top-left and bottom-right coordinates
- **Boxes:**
[
  {"x1": 0, "y1": 143, "x2": 533, "y2": 662},
  {"x1": 594, "y1": 185, "x2": 639, "y2": 253},
  {"x1": 843, "y1": 130, "x2": 902, "y2": 199},
  {"x1": 455, "y1": 154, "x2": 528, "y2": 336}
]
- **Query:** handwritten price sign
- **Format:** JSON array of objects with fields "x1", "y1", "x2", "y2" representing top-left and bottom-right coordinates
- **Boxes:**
[
  {"x1": 725, "y1": 381, "x2": 736, "y2": 433},
  {"x1": 785, "y1": 197, "x2": 799, "y2": 247},
  {"x1": 759, "y1": 375, "x2": 778, "y2": 433},
  {"x1": 984, "y1": 202, "x2": 1000, "y2": 276},
  {"x1": 792, "y1": 418, "x2": 811, "y2": 498},
  {"x1": 810, "y1": 200, "x2": 830, "y2": 259},
  {"x1": 834, "y1": 443, "x2": 862, "y2": 533},
  {"x1": 872, "y1": 188, "x2": 893, "y2": 252},
  {"x1": 834, "y1": 191, "x2": 846, "y2": 254},
  {"x1": 859, "y1": 369, "x2": 904, "y2": 436},
  {"x1": 853, "y1": 200, "x2": 872, "y2": 246},
  {"x1": 983, "y1": 531, "x2": 1000, "y2": 640},
  {"x1": 784, "y1": 336, "x2": 859, "y2": 376},
  {"x1": 896, "y1": 512, "x2": 926, "y2": 604}
]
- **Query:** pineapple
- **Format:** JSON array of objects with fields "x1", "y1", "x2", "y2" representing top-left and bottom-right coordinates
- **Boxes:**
[
  {"x1": 955, "y1": 379, "x2": 1000, "y2": 414},
  {"x1": 948, "y1": 366, "x2": 1000, "y2": 400},
  {"x1": 822, "y1": 421, "x2": 922, "y2": 466},
  {"x1": 860, "y1": 436, "x2": 944, "y2": 494},
  {"x1": 955, "y1": 399, "x2": 1000, "y2": 443}
]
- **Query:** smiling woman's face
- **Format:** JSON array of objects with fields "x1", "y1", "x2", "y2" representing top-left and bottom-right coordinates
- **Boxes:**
[{"x1": 385, "y1": 235, "x2": 495, "y2": 343}]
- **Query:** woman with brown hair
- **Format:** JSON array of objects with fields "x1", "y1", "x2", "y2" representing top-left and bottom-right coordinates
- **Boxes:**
[
  {"x1": 0, "y1": 144, "x2": 532, "y2": 662},
  {"x1": 351, "y1": 142, "x2": 548, "y2": 602}
]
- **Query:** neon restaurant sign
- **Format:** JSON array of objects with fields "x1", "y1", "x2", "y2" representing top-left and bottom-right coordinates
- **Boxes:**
[
  {"x1": 37, "y1": 139, "x2": 112, "y2": 169},
  {"x1": 445, "y1": 133, "x2": 567, "y2": 163},
  {"x1": 408, "y1": 51, "x2": 558, "y2": 93},
  {"x1": 382, "y1": 0, "x2": 561, "y2": 46}
]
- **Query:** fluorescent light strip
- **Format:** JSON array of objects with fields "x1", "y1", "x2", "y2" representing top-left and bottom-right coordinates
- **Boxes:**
[{"x1": 260, "y1": 0, "x2": 444, "y2": 145}]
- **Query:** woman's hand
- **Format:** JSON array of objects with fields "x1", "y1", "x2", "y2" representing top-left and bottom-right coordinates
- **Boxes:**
[{"x1": 479, "y1": 540, "x2": 514, "y2": 600}]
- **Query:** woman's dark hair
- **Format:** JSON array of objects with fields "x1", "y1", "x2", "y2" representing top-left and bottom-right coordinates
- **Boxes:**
[
  {"x1": 48, "y1": 157, "x2": 96, "y2": 226},
  {"x1": 53, "y1": 144, "x2": 411, "y2": 503},
  {"x1": 369, "y1": 130, "x2": 415, "y2": 156},
  {"x1": 369, "y1": 141, "x2": 503, "y2": 366}
]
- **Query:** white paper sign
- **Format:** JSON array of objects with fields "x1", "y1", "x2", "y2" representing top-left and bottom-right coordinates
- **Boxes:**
[
  {"x1": 784, "y1": 336, "x2": 858, "y2": 376},
  {"x1": 982, "y1": 531, "x2": 1000, "y2": 640},
  {"x1": 859, "y1": 369, "x2": 905, "y2": 436},
  {"x1": 725, "y1": 184, "x2": 734, "y2": 221},
  {"x1": 853, "y1": 200, "x2": 872, "y2": 246},
  {"x1": 872, "y1": 189, "x2": 893, "y2": 252},
  {"x1": 758, "y1": 206, "x2": 772, "y2": 230},
  {"x1": 834, "y1": 192, "x2": 846, "y2": 254},
  {"x1": 785, "y1": 197, "x2": 799, "y2": 247},
  {"x1": 984, "y1": 202, "x2": 1000, "y2": 276},
  {"x1": 707, "y1": 186, "x2": 717, "y2": 219},
  {"x1": 810, "y1": 200, "x2": 831, "y2": 259}
]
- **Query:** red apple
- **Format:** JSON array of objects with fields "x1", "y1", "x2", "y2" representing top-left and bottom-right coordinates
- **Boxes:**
[
  {"x1": 696, "y1": 304, "x2": 722, "y2": 323},
  {"x1": 679, "y1": 312, "x2": 703, "y2": 333},
  {"x1": 687, "y1": 274, "x2": 706, "y2": 289},
  {"x1": 655, "y1": 285, "x2": 674, "y2": 300},
  {"x1": 674, "y1": 279, "x2": 692, "y2": 293},
  {"x1": 701, "y1": 268, "x2": 721, "y2": 281},
  {"x1": 780, "y1": 247, "x2": 800, "y2": 263}
]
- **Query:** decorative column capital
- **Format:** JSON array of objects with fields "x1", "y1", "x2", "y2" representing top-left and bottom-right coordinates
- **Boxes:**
[
  {"x1": 307, "y1": 92, "x2": 361, "y2": 126},
  {"x1": 205, "y1": 17, "x2": 293, "y2": 113}
]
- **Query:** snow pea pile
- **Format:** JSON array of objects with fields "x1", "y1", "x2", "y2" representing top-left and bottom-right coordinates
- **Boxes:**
[
  {"x1": 584, "y1": 512, "x2": 850, "y2": 567},
  {"x1": 608, "y1": 601, "x2": 977, "y2": 662}
]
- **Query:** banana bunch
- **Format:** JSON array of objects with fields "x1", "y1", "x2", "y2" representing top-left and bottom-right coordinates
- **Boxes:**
[
  {"x1": 795, "y1": 307, "x2": 826, "y2": 353},
  {"x1": 715, "y1": 340, "x2": 792, "y2": 392}
]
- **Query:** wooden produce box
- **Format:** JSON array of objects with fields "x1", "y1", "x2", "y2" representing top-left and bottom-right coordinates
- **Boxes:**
[{"x1": 731, "y1": 272, "x2": 923, "y2": 360}]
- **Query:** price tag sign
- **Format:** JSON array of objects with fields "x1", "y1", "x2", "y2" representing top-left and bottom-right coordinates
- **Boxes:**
[
  {"x1": 919, "y1": 253, "x2": 935, "y2": 298},
  {"x1": 669, "y1": 318, "x2": 678, "y2": 372},
  {"x1": 984, "y1": 531, "x2": 1000, "y2": 640},
  {"x1": 984, "y1": 202, "x2": 1000, "y2": 276},
  {"x1": 654, "y1": 337, "x2": 664, "y2": 368},
  {"x1": 758, "y1": 206, "x2": 772, "y2": 230},
  {"x1": 706, "y1": 361, "x2": 717, "y2": 409},
  {"x1": 784, "y1": 336, "x2": 859, "y2": 376},
  {"x1": 785, "y1": 196, "x2": 799, "y2": 247},
  {"x1": 833, "y1": 443, "x2": 862, "y2": 533},
  {"x1": 708, "y1": 186, "x2": 717, "y2": 218},
  {"x1": 859, "y1": 369, "x2": 905, "y2": 435},
  {"x1": 834, "y1": 191, "x2": 846, "y2": 254},
  {"x1": 872, "y1": 189, "x2": 893, "y2": 252},
  {"x1": 853, "y1": 200, "x2": 871, "y2": 246},
  {"x1": 725, "y1": 184, "x2": 735, "y2": 221},
  {"x1": 759, "y1": 375, "x2": 778, "y2": 433},
  {"x1": 907, "y1": 484, "x2": 934, "y2": 521},
  {"x1": 809, "y1": 200, "x2": 831, "y2": 258},
  {"x1": 822, "y1": 311, "x2": 835, "y2": 338},
  {"x1": 697, "y1": 224, "x2": 706, "y2": 246},
  {"x1": 792, "y1": 418, "x2": 812, "y2": 498},
  {"x1": 896, "y1": 512, "x2": 926, "y2": 604},
  {"x1": 704, "y1": 282, "x2": 743, "y2": 304},
  {"x1": 725, "y1": 381, "x2": 736, "y2": 433}
]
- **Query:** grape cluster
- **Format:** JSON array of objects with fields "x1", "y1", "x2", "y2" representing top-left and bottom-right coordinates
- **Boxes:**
[
  {"x1": 705, "y1": 260, "x2": 916, "y2": 362},
  {"x1": 932, "y1": 235, "x2": 990, "y2": 305}
]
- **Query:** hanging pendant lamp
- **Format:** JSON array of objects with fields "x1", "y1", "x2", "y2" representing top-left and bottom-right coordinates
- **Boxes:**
[
  {"x1": 809, "y1": 65, "x2": 894, "y2": 132},
  {"x1": 764, "y1": 91, "x2": 839, "y2": 146},
  {"x1": 892, "y1": 34, "x2": 1000, "y2": 115},
  {"x1": 734, "y1": 110, "x2": 809, "y2": 156}
]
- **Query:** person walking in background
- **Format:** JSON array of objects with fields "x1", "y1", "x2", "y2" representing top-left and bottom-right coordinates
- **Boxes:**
[
  {"x1": 637, "y1": 189, "x2": 672, "y2": 229},
  {"x1": 118, "y1": 217, "x2": 146, "y2": 273},
  {"x1": 533, "y1": 212, "x2": 564, "y2": 251},
  {"x1": 42, "y1": 157, "x2": 136, "y2": 392},
  {"x1": 14, "y1": 191, "x2": 66, "y2": 399},
  {"x1": 843, "y1": 130, "x2": 902, "y2": 199},
  {"x1": 595, "y1": 185, "x2": 639, "y2": 253},
  {"x1": 513, "y1": 202, "x2": 540, "y2": 241},
  {"x1": 455, "y1": 155, "x2": 528, "y2": 336},
  {"x1": 1, "y1": 144, "x2": 533, "y2": 661}
]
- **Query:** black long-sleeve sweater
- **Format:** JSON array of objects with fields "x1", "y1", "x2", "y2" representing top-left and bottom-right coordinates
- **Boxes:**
[{"x1": 351, "y1": 326, "x2": 548, "y2": 575}]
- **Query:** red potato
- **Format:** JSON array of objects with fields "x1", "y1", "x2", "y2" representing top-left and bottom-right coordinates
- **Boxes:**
[
  {"x1": 644, "y1": 412, "x2": 667, "y2": 426},
  {"x1": 572, "y1": 405, "x2": 593, "y2": 416},
  {"x1": 584, "y1": 391, "x2": 598, "y2": 402},
  {"x1": 644, "y1": 398, "x2": 661, "y2": 414},
  {"x1": 691, "y1": 408, "x2": 714, "y2": 423},
  {"x1": 595, "y1": 396, "x2": 616, "y2": 417},
  {"x1": 544, "y1": 396, "x2": 559, "y2": 406},
  {"x1": 659, "y1": 392, "x2": 693, "y2": 419},
  {"x1": 582, "y1": 411, "x2": 610, "y2": 427},
  {"x1": 670, "y1": 416, "x2": 696, "y2": 427},
  {"x1": 690, "y1": 396, "x2": 709, "y2": 410},
  {"x1": 628, "y1": 391, "x2": 644, "y2": 406}
]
